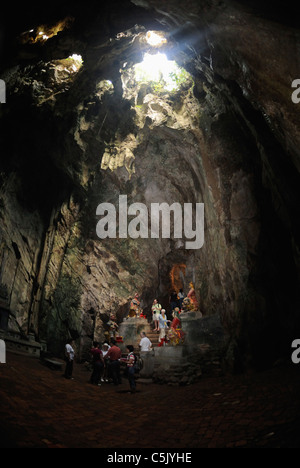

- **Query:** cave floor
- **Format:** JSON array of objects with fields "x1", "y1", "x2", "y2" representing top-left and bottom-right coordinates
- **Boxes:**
[{"x1": 1, "y1": 351, "x2": 300, "y2": 449}]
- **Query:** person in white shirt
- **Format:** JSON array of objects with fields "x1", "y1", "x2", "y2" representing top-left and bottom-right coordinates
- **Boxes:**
[
  {"x1": 64, "y1": 339, "x2": 75, "y2": 379},
  {"x1": 101, "y1": 342, "x2": 110, "y2": 382},
  {"x1": 139, "y1": 332, "x2": 152, "y2": 352}
]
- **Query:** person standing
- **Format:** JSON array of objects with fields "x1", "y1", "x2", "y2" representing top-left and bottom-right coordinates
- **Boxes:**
[
  {"x1": 122, "y1": 345, "x2": 137, "y2": 393},
  {"x1": 178, "y1": 289, "x2": 185, "y2": 309},
  {"x1": 139, "y1": 332, "x2": 152, "y2": 352},
  {"x1": 151, "y1": 299, "x2": 162, "y2": 331},
  {"x1": 64, "y1": 339, "x2": 75, "y2": 379},
  {"x1": 90, "y1": 342, "x2": 104, "y2": 386},
  {"x1": 169, "y1": 291, "x2": 179, "y2": 312},
  {"x1": 101, "y1": 342, "x2": 110, "y2": 382},
  {"x1": 106, "y1": 338, "x2": 122, "y2": 386},
  {"x1": 158, "y1": 309, "x2": 170, "y2": 344}
]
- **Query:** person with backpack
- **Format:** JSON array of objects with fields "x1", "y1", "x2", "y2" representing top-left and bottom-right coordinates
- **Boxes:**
[{"x1": 122, "y1": 345, "x2": 137, "y2": 393}]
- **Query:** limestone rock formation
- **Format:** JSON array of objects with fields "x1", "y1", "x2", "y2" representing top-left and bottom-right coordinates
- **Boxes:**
[{"x1": 0, "y1": 0, "x2": 299, "y2": 369}]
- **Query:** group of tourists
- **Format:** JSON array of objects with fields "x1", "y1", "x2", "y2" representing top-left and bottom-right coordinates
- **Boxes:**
[
  {"x1": 64, "y1": 332, "x2": 152, "y2": 394},
  {"x1": 151, "y1": 283, "x2": 198, "y2": 346},
  {"x1": 63, "y1": 284, "x2": 198, "y2": 389},
  {"x1": 151, "y1": 299, "x2": 185, "y2": 346},
  {"x1": 151, "y1": 300, "x2": 170, "y2": 344}
]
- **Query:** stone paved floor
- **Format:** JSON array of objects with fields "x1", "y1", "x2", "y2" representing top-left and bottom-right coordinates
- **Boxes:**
[{"x1": 1, "y1": 351, "x2": 300, "y2": 448}]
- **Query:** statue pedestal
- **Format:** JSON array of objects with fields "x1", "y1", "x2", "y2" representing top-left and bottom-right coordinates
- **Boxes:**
[
  {"x1": 181, "y1": 312, "x2": 227, "y2": 376},
  {"x1": 139, "y1": 350, "x2": 155, "y2": 379},
  {"x1": 152, "y1": 346, "x2": 192, "y2": 385},
  {"x1": 118, "y1": 317, "x2": 149, "y2": 352},
  {"x1": 181, "y1": 311, "x2": 224, "y2": 350},
  {"x1": 154, "y1": 344, "x2": 187, "y2": 361}
]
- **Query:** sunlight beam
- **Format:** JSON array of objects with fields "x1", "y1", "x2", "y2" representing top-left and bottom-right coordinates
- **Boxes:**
[{"x1": 134, "y1": 53, "x2": 186, "y2": 92}]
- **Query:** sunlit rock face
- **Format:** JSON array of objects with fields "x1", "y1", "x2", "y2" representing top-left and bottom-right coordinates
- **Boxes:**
[{"x1": 0, "y1": 0, "x2": 299, "y2": 368}]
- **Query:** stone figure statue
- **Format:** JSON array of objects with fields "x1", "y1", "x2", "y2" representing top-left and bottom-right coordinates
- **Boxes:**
[
  {"x1": 187, "y1": 281, "x2": 198, "y2": 310},
  {"x1": 128, "y1": 293, "x2": 141, "y2": 317},
  {"x1": 107, "y1": 313, "x2": 118, "y2": 337},
  {"x1": 168, "y1": 307, "x2": 185, "y2": 346}
]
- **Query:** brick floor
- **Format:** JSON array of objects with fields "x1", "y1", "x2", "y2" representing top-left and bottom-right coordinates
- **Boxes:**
[{"x1": 0, "y1": 351, "x2": 300, "y2": 448}]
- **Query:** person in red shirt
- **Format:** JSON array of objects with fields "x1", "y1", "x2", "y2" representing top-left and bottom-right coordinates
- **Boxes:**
[
  {"x1": 106, "y1": 339, "x2": 122, "y2": 386},
  {"x1": 90, "y1": 342, "x2": 104, "y2": 386}
]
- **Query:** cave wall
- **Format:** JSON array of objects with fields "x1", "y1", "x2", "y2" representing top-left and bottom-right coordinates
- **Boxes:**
[{"x1": 0, "y1": 0, "x2": 299, "y2": 367}]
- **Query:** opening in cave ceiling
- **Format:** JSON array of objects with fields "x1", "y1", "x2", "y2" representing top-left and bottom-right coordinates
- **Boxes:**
[
  {"x1": 101, "y1": 28, "x2": 197, "y2": 179},
  {"x1": 120, "y1": 30, "x2": 193, "y2": 96},
  {"x1": 18, "y1": 16, "x2": 74, "y2": 44},
  {"x1": 134, "y1": 52, "x2": 190, "y2": 92}
]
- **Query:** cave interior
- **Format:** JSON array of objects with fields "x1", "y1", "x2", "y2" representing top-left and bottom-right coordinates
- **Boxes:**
[{"x1": 0, "y1": 0, "x2": 300, "y2": 372}]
